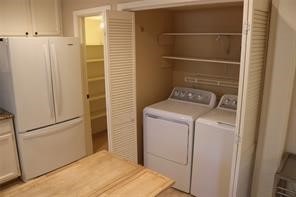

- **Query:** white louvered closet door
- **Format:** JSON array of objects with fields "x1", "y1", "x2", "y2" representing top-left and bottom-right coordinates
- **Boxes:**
[
  {"x1": 230, "y1": 0, "x2": 270, "y2": 196},
  {"x1": 104, "y1": 11, "x2": 138, "y2": 163}
]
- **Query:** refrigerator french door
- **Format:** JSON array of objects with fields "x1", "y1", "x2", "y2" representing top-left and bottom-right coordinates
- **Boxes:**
[{"x1": 0, "y1": 37, "x2": 86, "y2": 181}]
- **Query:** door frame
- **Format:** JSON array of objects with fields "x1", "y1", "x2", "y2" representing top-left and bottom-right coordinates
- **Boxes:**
[
  {"x1": 117, "y1": 0, "x2": 248, "y2": 196},
  {"x1": 73, "y1": 5, "x2": 111, "y2": 155},
  {"x1": 117, "y1": 0, "x2": 243, "y2": 11},
  {"x1": 73, "y1": 6, "x2": 111, "y2": 40}
]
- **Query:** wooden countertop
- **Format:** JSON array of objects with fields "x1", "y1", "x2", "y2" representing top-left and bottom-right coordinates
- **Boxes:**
[
  {"x1": 0, "y1": 108, "x2": 13, "y2": 120},
  {"x1": 0, "y1": 151, "x2": 174, "y2": 197}
]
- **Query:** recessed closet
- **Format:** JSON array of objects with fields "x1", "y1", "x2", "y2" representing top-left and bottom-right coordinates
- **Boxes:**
[
  {"x1": 135, "y1": 3, "x2": 244, "y2": 156},
  {"x1": 101, "y1": 0, "x2": 270, "y2": 196}
]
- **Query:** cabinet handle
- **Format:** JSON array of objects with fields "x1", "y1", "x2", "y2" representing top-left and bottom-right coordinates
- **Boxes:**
[
  {"x1": 35, "y1": 32, "x2": 38, "y2": 35},
  {"x1": 25, "y1": 32, "x2": 29, "y2": 36}
]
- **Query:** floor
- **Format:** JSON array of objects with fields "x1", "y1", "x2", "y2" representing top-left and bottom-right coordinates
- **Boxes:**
[
  {"x1": 92, "y1": 130, "x2": 108, "y2": 152},
  {"x1": 1, "y1": 179, "x2": 191, "y2": 197},
  {"x1": 158, "y1": 188, "x2": 192, "y2": 197}
]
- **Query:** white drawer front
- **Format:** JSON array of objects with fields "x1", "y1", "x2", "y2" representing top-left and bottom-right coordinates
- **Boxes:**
[{"x1": 0, "y1": 133, "x2": 20, "y2": 184}]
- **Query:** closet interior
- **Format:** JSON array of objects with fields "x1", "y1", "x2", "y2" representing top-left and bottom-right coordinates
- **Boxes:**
[
  {"x1": 84, "y1": 16, "x2": 108, "y2": 152},
  {"x1": 135, "y1": 2, "x2": 244, "y2": 156}
]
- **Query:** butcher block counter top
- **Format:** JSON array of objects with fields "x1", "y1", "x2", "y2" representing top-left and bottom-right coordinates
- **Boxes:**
[
  {"x1": 0, "y1": 151, "x2": 174, "y2": 197},
  {"x1": 0, "y1": 108, "x2": 13, "y2": 120}
]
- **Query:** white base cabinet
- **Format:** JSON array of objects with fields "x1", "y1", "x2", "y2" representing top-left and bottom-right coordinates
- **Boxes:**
[{"x1": 0, "y1": 119, "x2": 20, "y2": 184}]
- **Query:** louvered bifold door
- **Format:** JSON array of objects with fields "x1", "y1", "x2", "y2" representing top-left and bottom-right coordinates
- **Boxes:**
[
  {"x1": 104, "y1": 11, "x2": 138, "y2": 163},
  {"x1": 230, "y1": 0, "x2": 270, "y2": 197}
]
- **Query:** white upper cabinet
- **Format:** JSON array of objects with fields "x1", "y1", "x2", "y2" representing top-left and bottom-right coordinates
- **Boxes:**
[
  {"x1": 0, "y1": 0, "x2": 62, "y2": 36},
  {"x1": 30, "y1": 0, "x2": 62, "y2": 36},
  {"x1": 0, "y1": 0, "x2": 31, "y2": 36}
]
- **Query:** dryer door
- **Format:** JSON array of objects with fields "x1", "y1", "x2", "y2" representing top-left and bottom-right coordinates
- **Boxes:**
[{"x1": 144, "y1": 115, "x2": 189, "y2": 165}]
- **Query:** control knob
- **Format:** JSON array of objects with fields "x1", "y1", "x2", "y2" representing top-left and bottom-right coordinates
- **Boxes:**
[
  {"x1": 180, "y1": 91, "x2": 186, "y2": 97},
  {"x1": 188, "y1": 92, "x2": 193, "y2": 99}
]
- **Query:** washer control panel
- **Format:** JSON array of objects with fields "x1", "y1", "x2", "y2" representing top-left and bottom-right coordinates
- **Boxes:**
[
  {"x1": 169, "y1": 87, "x2": 216, "y2": 107},
  {"x1": 218, "y1": 95, "x2": 238, "y2": 111}
]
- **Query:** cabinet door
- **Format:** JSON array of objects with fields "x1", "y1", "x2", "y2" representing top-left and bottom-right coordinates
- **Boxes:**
[
  {"x1": 30, "y1": 0, "x2": 62, "y2": 36},
  {"x1": 0, "y1": 0, "x2": 31, "y2": 36},
  {"x1": 104, "y1": 11, "x2": 138, "y2": 163},
  {"x1": 0, "y1": 133, "x2": 19, "y2": 184}
]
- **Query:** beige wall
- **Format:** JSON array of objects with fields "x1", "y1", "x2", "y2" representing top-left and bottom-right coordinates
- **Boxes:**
[
  {"x1": 135, "y1": 10, "x2": 174, "y2": 163},
  {"x1": 84, "y1": 17, "x2": 104, "y2": 45},
  {"x1": 286, "y1": 81, "x2": 296, "y2": 154},
  {"x1": 171, "y1": 4, "x2": 243, "y2": 96}
]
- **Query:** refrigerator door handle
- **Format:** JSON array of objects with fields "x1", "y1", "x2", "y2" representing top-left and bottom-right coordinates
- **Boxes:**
[
  {"x1": 43, "y1": 44, "x2": 55, "y2": 120},
  {"x1": 50, "y1": 43, "x2": 62, "y2": 116}
]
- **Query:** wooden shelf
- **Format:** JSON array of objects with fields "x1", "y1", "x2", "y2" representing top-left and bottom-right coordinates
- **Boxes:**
[
  {"x1": 162, "y1": 56, "x2": 240, "y2": 65},
  {"x1": 88, "y1": 76, "x2": 105, "y2": 82},
  {"x1": 91, "y1": 111, "x2": 106, "y2": 120},
  {"x1": 86, "y1": 44, "x2": 103, "y2": 46},
  {"x1": 89, "y1": 94, "x2": 105, "y2": 101},
  {"x1": 162, "y1": 32, "x2": 242, "y2": 36},
  {"x1": 86, "y1": 58, "x2": 104, "y2": 63}
]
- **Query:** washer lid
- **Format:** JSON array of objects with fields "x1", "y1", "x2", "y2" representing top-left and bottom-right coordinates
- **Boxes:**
[
  {"x1": 144, "y1": 99, "x2": 214, "y2": 120},
  {"x1": 197, "y1": 108, "x2": 237, "y2": 127}
]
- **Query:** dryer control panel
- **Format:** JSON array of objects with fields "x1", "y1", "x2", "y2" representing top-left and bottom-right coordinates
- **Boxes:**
[
  {"x1": 169, "y1": 87, "x2": 216, "y2": 108},
  {"x1": 218, "y1": 95, "x2": 238, "y2": 111}
]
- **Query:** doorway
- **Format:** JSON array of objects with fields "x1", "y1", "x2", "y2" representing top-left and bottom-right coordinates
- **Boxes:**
[{"x1": 83, "y1": 15, "x2": 108, "y2": 153}]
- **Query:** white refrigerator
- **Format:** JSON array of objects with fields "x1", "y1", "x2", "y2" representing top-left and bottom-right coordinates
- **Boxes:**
[{"x1": 0, "y1": 37, "x2": 86, "y2": 181}]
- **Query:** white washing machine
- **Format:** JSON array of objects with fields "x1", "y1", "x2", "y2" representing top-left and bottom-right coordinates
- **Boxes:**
[
  {"x1": 143, "y1": 87, "x2": 216, "y2": 193},
  {"x1": 191, "y1": 94, "x2": 238, "y2": 197}
]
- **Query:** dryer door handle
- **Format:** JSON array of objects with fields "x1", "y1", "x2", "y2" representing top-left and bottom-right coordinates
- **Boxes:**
[
  {"x1": 216, "y1": 121, "x2": 235, "y2": 127},
  {"x1": 145, "y1": 114, "x2": 189, "y2": 126}
]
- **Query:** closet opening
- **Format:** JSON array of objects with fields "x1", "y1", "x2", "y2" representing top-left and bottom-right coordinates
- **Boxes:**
[
  {"x1": 83, "y1": 15, "x2": 108, "y2": 153},
  {"x1": 132, "y1": 2, "x2": 249, "y2": 195},
  {"x1": 134, "y1": 2, "x2": 244, "y2": 160}
]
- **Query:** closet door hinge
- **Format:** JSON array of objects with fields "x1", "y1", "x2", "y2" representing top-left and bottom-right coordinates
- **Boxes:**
[{"x1": 243, "y1": 23, "x2": 250, "y2": 35}]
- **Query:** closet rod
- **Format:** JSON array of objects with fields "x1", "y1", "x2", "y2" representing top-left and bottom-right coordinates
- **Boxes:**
[
  {"x1": 162, "y1": 32, "x2": 242, "y2": 36},
  {"x1": 163, "y1": 56, "x2": 240, "y2": 65},
  {"x1": 185, "y1": 76, "x2": 239, "y2": 89}
]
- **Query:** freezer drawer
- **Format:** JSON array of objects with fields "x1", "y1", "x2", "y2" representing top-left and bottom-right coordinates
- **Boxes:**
[{"x1": 17, "y1": 118, "x2": 86, "y2": 181}]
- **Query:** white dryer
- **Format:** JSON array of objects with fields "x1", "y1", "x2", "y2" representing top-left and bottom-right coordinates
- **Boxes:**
[
  {"x1": 143, "y1": 87, "x2": 216, "y2": 193},
  {"x1": 191, "y1": 94, "x2": 238, "y2": 197}
]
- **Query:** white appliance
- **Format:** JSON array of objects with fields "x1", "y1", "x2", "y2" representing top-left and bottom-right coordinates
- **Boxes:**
[
  {"x1": 191, "y1": 94, "x2": 237, "y2": 197},
  {"x1": 0, "y1": 37, "x2": 86, "y2": 181},
  {"x1": 143, "y1": 87, "x2": 216, "y2": 193}
]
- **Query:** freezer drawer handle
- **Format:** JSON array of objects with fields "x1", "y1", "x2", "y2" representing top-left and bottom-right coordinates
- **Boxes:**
[
  {"x1": 216, "y1": 121, "x2": 235, "y2": 127},
  {"x1": 22, "y1": 118, "x2": 83, "y2": 139}
]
